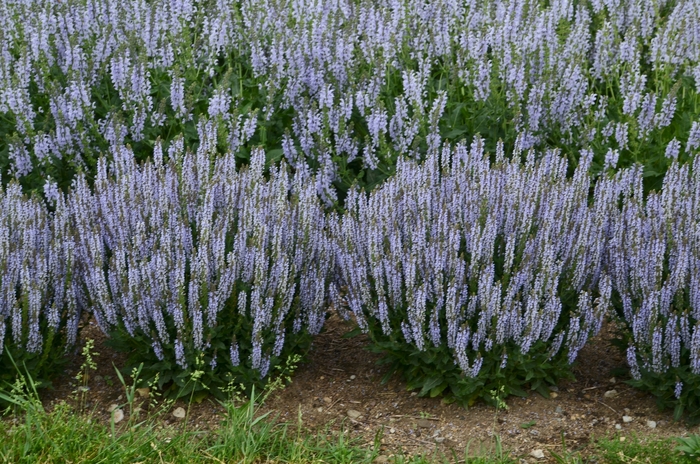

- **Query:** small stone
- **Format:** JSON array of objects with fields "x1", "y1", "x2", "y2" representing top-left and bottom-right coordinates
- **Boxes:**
[
  {"x1": 350, "y1": 375, "x2": 356, "y2": 380},
  {"x1": 646, "y1": 420, "x2": 657, "y2": 429},
  {"x1": 323, "y1": 397, "x2": 332, "y2": 404},
  {"x1": 317, "y1": 407, "x2": 323, "y2": 413},
  {"x1": 389, "y1": 428, "x2": 396, "y2": 434},
  {"x1": 550, "y1": 392, "x2": 558, "y2": 399},
  {"x1": 374, "y1": 455, "x2": 389, "y2": 464},
  {"x1": 417, "y1": 419, "x2": 432, "y2": 428},
  {"x1": 107, "y1": 403, "x2": 119, "y2": 413},
  {"x1": 112, "y1": 409, "x2": 124, "y2": 423},
  {"x1": 435, "y1": 436, "x2": 445, "y2": 443},
  {"x1": 548, "y1": 386, "x2": 559, "y2": 392},
  {"x1": 555, "y1": 406, "x2": 563, "y2": 414},
  {"x1": 530, "y1": 449, "x2": 545, "y2": 459},
  {"x1": 173, "y1": 407, "x2": 186, "y2": 419},
  {"x1": 136, "y1": 387, "x2": 150, "y2": 398},
  {"x1": 529, "y1": 429, "x2": 540, "y2": 436},
  {"x1": 604, "y1": 390, "x2": 618, "y2": 399},
  {"x1": 622, "y1": 415, "x2": 633, "y2": 423},
  {"x1": 615, "y1": 424, "x2": 622, "y2": 430},
  {"x1": 620, "y1": 436, "x2": 626, "y2": 442},
  {"x1": 347, "y1": 409, "x2": 362, "y2": 419},
  {"x1": 609, "y1": 377, "x2": 617, "y2": 384}
]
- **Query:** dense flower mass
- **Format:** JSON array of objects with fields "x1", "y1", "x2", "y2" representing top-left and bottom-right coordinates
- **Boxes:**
[
  {"x1": 602, "y1": 156, "x2": 700, "y2": 420},
  {"x1": 0, "y1": 0, "x2": 699, "y2": 417},
  {"x1": 332, "y1": 138, "x2": 612, "y2": 403},
  {"x1": 68, "y1": 140, "x2": 335, "y2": 396},
  {"x1": 1, "y1": 0, "x2": 699, "y2": 197},
  {"x1": 0, "y1": 182, "x2": 80, "y2": 387}
]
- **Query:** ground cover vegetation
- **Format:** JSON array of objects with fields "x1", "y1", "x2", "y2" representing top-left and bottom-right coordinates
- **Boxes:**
[{"x1": 2, "y1": 0, "x2": 700, "y2": 444}]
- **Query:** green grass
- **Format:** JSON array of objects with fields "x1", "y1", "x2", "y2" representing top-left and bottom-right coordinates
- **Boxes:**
[
  {"x1": 0, "y1": 365, "x2": 497, "y2": 464},
  {"x1": 1, "y1": 366, "x2": 699, "y2": 464}
]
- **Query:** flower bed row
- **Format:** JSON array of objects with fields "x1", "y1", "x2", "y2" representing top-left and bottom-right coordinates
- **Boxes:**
[{"x1": 2, "y1": 139, "x2": 699, "y2": 420}]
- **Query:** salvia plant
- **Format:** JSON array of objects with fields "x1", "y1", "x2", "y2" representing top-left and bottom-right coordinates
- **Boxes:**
[
  {"x1": 0, "y1": 182, "x2": 80, "y2": 390},
  {"x1": 0, "y1": 0, "x2": 699, "y2": 418},
  {"x1": 604, "y1": 154, "x2": 700, "y2": 423},
  {"x1": 1, "y1": 0, "x2": 700, "y2": 200},
  {"x1": 68, "y1": 129, "x2": 335, "y2": 398},
  {"x1": 332, "y1": 137, "x2": 612, "y2": 407}
]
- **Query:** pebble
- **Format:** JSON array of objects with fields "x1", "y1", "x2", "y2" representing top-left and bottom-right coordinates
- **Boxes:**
[
  {"x1": 349, "y1": 375, "x2": 356, "y2": 380},
  {"x1": 615, "y1": 424, "x2": 622, "y2": 430},
  {"x1": 530, "y1": 449, "x2": 545, "y2": 459},
  {"x1": 609, "y1": 377, "x2": 617, "y2": 384},
  {"x1": 549, "y1": 386, "x2": 559, "y2": 392},
  {"x1": 604, "y1": 390, "x2": 618, "y2": 399},
  {"x1": 417, "y1": 419, "x2": 432, "y2": 428},
  {"x1": 323, "y1": 397, "x2": 332, "y2": 404},
  {"x1": 136, "y1": 387, "x2": 150, "y2": 398},
  {"x1": 550, "y1": 392, "x2": 558, "y2": 399},
  {"x1": 347, "y1": 409, "x2": 362, "y2": 419},
  {"x1": 389, "y1": 428, "x2": 396, "y2": 434},
  {"x1": 435, "y1": 436, "x2": 445, "y2": 443},
  {"x1": 112, "y1": 409, "x2": 124, "y2": 423},
  {"x1": 647, "y1": 420, "x2": 657, "y2": 429},
  {"x1": 107, "y1": 403, "x2": 119, "y2": 413},
  {"x1": 172, "y1": 407, "x2": 186, "y2": 419},
  {"x1": 374, "y1": 456, "x2": 389, "y2": 464},
  {"x1": 622, "y1": 415, "x2": 633, "y2": 423},
  {"x1": 555, "y1": 406, "x2": 563, "y2": 414},
  {"x1": 317, "y1": 407, "x2": 323, "y2": 413}
]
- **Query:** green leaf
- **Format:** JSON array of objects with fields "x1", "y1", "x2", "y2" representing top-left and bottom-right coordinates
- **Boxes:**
[
  {"x1": 674, "y1": 403, "x2": 685, "y2": 422},
  {"x1": 445, "y1": 128, "x2": 467, "y2": 139},
  {"x1": 343, "y1": 327, "x2": 363, "y2": 339},
  {"x1": 266, "y1": 148, "x2": 284, "y2": 164},
  {"x1": 430, "y1": 383, "x2": 448, "y2": 398}
]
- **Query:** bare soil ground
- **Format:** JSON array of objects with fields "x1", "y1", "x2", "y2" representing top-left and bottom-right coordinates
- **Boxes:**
[{"x1": 34, "y1": 314, "x2": 700, "y2": 463}]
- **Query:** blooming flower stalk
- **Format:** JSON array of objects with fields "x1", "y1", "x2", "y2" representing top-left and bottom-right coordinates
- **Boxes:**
[{"x1": 70, "y1": 139, "x2": 334, "y2": 396}]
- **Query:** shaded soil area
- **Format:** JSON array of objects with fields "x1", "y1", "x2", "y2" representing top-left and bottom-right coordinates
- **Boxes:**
[{"x1": 23, "y1": 315, "x2": 700, "y2": 462}]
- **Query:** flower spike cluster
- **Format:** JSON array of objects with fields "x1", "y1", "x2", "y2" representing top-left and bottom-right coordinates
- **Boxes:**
[
  {"x1": 0, "y1": 182, "x2": 80, "y2": 385},
  {"x1": 69, "y1": 140, "x2": 333, "y2": 393},
  {"x1": 333, "y1": 138, "x2": 611, "y2": 401}
]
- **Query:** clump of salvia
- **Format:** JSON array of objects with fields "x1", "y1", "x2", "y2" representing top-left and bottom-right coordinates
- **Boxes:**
[
  {"x1": 333, "y1": 137, "x2": 611, "y2": 406},
  {"x1": 604, "y1": 155, "x2": 700, "y2": 422},
  {"x1": 69, "y1": 122, "x2": 335, "y2": 397},
  {"x1": 0, "y1": 182, "x2": 80, "y2": 389}
]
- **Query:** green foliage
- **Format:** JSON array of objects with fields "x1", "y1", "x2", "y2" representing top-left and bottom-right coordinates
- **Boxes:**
[
  {"x1": 623, "y1": 362, "x2": 700, "y2": 425},
  {"x1": 362, "y1": 319, "x2": 574, "y2": 408},
  {"x1": 611, "y1": 295, "x2": 700, "y2": 424},
  {"x1": 675, "y1": 435, "x2": 700, "y2": 461},
  {"x1": 104, "y1": 293, "x2": 317, "y2": 400},
  {"x1": 0, "y1": 326, "x2": 71, "y2": 400},
  {"x1": 595, "y1": 435, "x2": 695, "y2": 464},
  {"x1": 0, "y1": 365, "x2": 381, "y2": 464}
]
